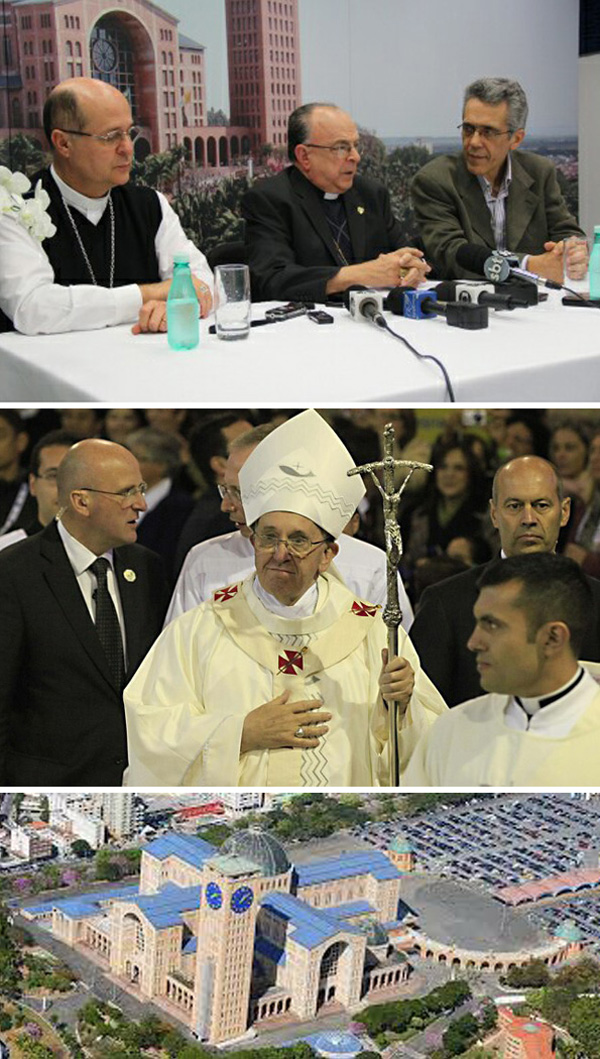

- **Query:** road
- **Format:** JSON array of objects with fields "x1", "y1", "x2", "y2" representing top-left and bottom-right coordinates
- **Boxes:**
[{"x1": 13, "y1": 912, "x2": 197, "y2": 1038}]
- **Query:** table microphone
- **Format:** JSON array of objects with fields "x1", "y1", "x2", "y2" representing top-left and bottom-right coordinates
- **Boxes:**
[
  {"x1": 386, "y1": 287, "x2": 488, "y2": 329},
  {"x1": 455, "y1": 244, "x2": 562, "y2": 291},
  {"x1": 433, "y1": 280, "x2": 529, "y2": 310},
  {"x1": 344, "y1": 288, "x2": 386, "y2": 326}
]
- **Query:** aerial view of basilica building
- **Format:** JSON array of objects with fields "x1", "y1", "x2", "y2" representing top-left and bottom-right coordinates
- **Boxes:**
[
  {"x1": 21, "y1": 826, "x2": 586, "y2": 1046},
  {"x1": 24, "y1": 830, "x2": 414, "y2": 1044}
]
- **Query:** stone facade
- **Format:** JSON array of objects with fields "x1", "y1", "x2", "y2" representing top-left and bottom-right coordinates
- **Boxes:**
[
  {"x1": 0, "y1": 0, "x2": 277, "y2": 163},
  {"x1": 24, "y1": 831, "x2": 412, "y2": 1045}
]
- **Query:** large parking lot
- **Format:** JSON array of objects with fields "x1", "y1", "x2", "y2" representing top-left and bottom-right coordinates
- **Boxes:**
[{"x1": 358, "y1": 794, "x2": 600, "y2": 949}]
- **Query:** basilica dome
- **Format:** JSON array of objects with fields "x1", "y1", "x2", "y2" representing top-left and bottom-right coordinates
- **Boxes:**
[{"x1": 220, "y1": 829, "x2": 291, "y2": 877}]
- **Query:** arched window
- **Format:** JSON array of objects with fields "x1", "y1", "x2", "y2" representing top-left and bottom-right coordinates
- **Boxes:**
[{"x1": 90, "y1": 17, "x2": 138, "y2": 120}]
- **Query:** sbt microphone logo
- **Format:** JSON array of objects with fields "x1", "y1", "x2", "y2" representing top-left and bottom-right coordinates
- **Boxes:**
[{"x1": 486, "y1": 252, "x2": 507, "y2": 283}]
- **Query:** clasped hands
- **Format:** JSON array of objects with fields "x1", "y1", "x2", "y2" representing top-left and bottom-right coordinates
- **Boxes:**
[
  {"x1": 239, "y1": 651, "x2": 415, "y2": 756},
  {"x1": 528, "y1": 238, "x2": 588, "y2": 285},
  {"x1": 375, "y1": 247, "x2": 431, "y2": 288},
  {"x1": 132, "y1": 276, "x2": 213, "y2": 334}
]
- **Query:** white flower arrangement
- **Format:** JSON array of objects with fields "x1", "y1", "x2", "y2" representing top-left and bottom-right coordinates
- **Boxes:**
[{"x1": 0, "y1": 166, "x2": 56, "y2": 241}]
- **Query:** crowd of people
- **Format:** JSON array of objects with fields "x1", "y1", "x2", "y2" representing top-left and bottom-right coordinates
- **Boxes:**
[{"x1": 4, "y1": 407, "x2": 600, "y2": 598}]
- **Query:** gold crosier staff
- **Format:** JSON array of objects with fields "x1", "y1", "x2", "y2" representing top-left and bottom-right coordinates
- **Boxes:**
[{"x1": 348, "y1": 422, "x2": 432, "y2": 784}]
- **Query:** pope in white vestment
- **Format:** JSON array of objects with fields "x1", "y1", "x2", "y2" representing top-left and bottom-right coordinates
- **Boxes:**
[{"x1": 124, "y1": 571, "x2": 444, "y2": 787}]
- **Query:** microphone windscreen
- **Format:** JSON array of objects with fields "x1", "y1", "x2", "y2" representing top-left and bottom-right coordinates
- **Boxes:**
[
  {"x1": 384, "y1": 286, "x2": 416, "y2": 315},
  {"x1": 455, "y1": 244, "x2": 490, "y2": 275},
  {"x1": 432, "y1": 281, "x2": 456, "y2": 301}
]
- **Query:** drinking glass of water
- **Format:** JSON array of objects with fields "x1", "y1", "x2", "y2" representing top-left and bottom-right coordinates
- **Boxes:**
[{"x1": 214, "y1": 264, "x2": 251, "y2": 340}]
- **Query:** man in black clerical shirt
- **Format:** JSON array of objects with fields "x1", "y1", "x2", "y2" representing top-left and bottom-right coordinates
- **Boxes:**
[
  {"x1": 0, "y1": 78, "x2": 213, "y2": 335},
  {"x1": 242, "y1": 102, "x2": 430, "y2": 302}
]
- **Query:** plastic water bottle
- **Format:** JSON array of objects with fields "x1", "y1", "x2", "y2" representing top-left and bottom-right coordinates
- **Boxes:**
[
  {"x1": 167, "y1": 252, "x2": 199, "y2": 350},
  {"x1": 589, "y1": 226, "x2": 600, "y2": 301}
]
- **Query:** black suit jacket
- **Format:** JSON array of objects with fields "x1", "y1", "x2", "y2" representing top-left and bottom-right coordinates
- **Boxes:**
[
  {"x1": 134, "y1": 485, "x2": 194, "y2": 585},
  {"x1": 242, "y1": 166, "x2": 405, "y2": 302},
  {"x1": 410, "y1": 560, "x2": 600, "y2": 707},
  {"x1": 174, "y1": 484, "x2": 232, "y2": 576},
  {"x1": 0, "y1": 521, "x2": 169, "y2": 785}
]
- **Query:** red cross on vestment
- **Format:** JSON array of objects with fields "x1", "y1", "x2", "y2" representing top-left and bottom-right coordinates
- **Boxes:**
[
  {"x1": 351, "y1": 600, "x2": 379, "y2": 617},
  {"x1": 214, "y1": 584, "x2": 239, "y2": 602},
  {"x1": 278, "y1": 649, "x2": 304, "y2": 675}
]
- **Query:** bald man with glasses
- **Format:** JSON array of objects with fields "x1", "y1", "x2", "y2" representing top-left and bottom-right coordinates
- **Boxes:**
[
  {"x1": 411, "y1": 77, "x2": 585, "y2": 282},
  {"x1": 242, "y1": 102, "x2": 430, "y2": 302},
  {"x1": 0, "y1": 438, "x2": 169, "y2": 786},
  {"x1": 0, "y1": 77, "x2": 213, "y2": 335}
]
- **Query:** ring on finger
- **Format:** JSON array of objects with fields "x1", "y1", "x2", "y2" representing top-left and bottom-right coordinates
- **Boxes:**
[{"x1": 295, "y1": 726, "x2": 305, "y2": 738}]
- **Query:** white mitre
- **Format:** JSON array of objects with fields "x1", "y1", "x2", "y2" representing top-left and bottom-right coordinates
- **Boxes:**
[{"x1": 240, "y1": 409, "x2": 366, "y2": 539}]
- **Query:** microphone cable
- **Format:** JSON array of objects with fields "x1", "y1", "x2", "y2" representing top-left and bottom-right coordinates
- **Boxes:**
[
  {"x1": 374, "y1": 312, "x2": 456, "y2": 402},
  {"x1": 561, "y1": 283, "x2": 588, "y2": 302}
]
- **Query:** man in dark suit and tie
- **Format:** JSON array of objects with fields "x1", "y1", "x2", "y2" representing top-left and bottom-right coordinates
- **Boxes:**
[
  {"x1": 409, "y1": 456, "x2": 600, "y2": 707},
  {"x1": 242, "y1": 102, "x2": 430, "y2": 302},
  {"x1": 0, "y1": 438, "x2": 169, "y2": 785},
  {"x1": 411, "y1": 77, "x2": 586, "y2": 282}
]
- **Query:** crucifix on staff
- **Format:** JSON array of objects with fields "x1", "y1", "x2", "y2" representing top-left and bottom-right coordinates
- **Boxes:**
[{"x1": 349, "y1": 421, "x2": 433, "y2": 784}]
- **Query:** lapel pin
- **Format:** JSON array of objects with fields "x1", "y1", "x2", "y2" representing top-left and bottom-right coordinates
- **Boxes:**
[
  {"x1": 123, "y1": 569, "x2": 136, "y2": 583},
  {"x1": 357, "y1": 206, "x2": 365, "y2": 214}
]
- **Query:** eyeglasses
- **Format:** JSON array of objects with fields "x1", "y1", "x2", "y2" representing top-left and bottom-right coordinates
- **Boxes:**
[
  {"x1": 77, "y1": 482, "x2": 148, "y2": 504},
  {"x1": 56, "y1": 125, "x2": 139, "y2": 145},
  {"x1": 303, "y1": 140, "x2": 360, "y2": 158},
  {"x1": 458, "y1": 122, "x2": 514, "y2": 141},
  {"x1": 252, "y1": 530, "x2": 329, "y2": 558},
  {"x1": 217, "y1": 484, "x2": 242, "y2": 502}
]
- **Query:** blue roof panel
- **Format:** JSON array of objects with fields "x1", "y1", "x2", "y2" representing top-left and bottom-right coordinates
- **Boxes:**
[
  {"x1": 30, "y1": 880, "x2": 201, "y2": 930},
  {"x1": 129, "y1": 883, "x2": 201, "y2": 928},
  {"x1": 29, "y1": 884, "x2": 140, "y2": 921},
  {"x1": 143, "y1": 833, "x2": 215, "y2": 868},
  {"x1": 328, "y1": 901, "x2": 375, "y2": 919},
  {"x1": 295, "y1": 851, "x2": 400, "y2": 887},
  {"x1": 262, "y1": 891, "x2": 362, "y2": 950}
]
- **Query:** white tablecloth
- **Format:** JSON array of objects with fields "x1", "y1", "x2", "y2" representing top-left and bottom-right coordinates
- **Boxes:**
[{"x1": 1, "y1": 293, "x2": 599, "y2": 403}]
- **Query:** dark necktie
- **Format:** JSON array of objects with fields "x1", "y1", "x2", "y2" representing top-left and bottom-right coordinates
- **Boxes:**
[
  {"x1": 90, "y1": 557, "x2": 125, "y2": 692},
  {"x1": 322, "y1": 196, "x2": 353, "y2": 264}
]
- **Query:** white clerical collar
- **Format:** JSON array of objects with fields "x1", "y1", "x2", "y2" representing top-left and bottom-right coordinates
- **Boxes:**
[
  {"x1": 323, "y1": 191, "x2": 340, "y2": 200},
  {"x1": 252, "y1": 575, "x2": 319, "y2": 618},
  {"x1": 516, "y1": 667, "x2": 585, "y2": 716},
  {"x1": 56, "y1": 517, "x2": 114, "y2": 576},
  {"x1": 50, "y1": 165, "x2": 110, "y2": 225},
  {"x1": 505, "y1": 666, "x2": 598, "y2": 737}
]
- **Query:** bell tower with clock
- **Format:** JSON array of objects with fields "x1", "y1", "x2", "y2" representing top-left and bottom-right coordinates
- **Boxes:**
[
  {"x1": 193, "y1": 854, "x2": 261, "y2": 1043},
  {"x1": 192, "y1": 831, "x2": 292, "y2": 1045}
]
